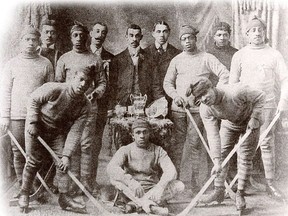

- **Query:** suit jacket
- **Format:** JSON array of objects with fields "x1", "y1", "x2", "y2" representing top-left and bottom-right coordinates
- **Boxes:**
[
  {"x1": 38, "y1": 46, "x2": 62, "y2": 71},
  {"x1": 111, "y1": 48, "x2": 162, "y2": 108},
  {"x1": 96, "y1": 48, "x2": 115, "y2": 113},
  {"x1": 144, "y1": 43, "x2": 181, "y2": 94}
]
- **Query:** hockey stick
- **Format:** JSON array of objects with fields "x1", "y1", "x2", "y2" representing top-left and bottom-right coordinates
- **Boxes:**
[
  {"x1": 177, "y1": 129, "x2": 252, "y2": 216},
  {"x1": 7, "y1": 130, "x2": 54, "y2": 206},
  {"x1": 37, "y1": 136, "x2": 113, "y2": 215},
  {"x1": 184, "y1": 108, "x2": 236, "y2": 200},
  {"x1": 228, "y1": 112, "x2": 280, "y2": 189},
  {"x1": 115, "y1": 182, "x2": 169, "y2": 215}
]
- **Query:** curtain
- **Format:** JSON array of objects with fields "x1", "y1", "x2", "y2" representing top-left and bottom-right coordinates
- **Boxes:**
[
  {"x1": 0, "y1": 2, "x2": 51, "y2": 63},
  {"x1": 232, "y1": 0, "x2": 280, "y2": 49}
]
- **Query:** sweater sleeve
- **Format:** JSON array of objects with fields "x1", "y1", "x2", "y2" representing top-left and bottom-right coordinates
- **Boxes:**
[
  {"x1": 0, "y1": 62, "x2": 13, "y2": 118},
  {"x1": 206, "y1": 53, "x2": 229, "y2": 86},
  {"x1": 106, "y1": 146, "x2": 134, "y2": 186},
  {"x1": 241, "y1": 86, "x2": 266, "y2": 120},
  {"x1": 45, "y1": 61, "x2": 55, "y2": 82},
  {"x1": 199, "y1": 105, "x2": 221, "y2": 160},
  {"x1": 156, "y1": 147, "x2": 177, "y2": 188},
  {"x1": 55, "y1": 57, "x2": 66, "y2": 82},
  {"x1": 62, "y1": 104, "x2": 89, "y2": 158},
  {"x1": 26, "y1": 83, "x2": 60, "y2": 124},
  {"x1": 229, "y1": 51, "x2": 241, "y2": 84},
  {"x1": 163, "y1": 58, "x2": 180, "y2": 100}
]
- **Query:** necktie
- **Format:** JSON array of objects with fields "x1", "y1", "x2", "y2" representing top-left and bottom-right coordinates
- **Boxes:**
[{"x1": 158, "y1": 45, "x2": 164, "y2": 55}]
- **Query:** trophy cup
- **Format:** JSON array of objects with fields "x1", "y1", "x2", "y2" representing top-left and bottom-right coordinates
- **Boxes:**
[{"x1": 130, "y1": 93, "x2": 147, "y2": 118}]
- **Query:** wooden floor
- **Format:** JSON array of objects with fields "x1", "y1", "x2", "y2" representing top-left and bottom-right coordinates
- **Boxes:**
[{"x1": 1, "y1": 125, "x2": 288, "y2": 216}]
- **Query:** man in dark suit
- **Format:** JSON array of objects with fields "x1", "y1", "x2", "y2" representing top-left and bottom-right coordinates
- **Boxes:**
[
  {"x1": 112, "y1": 24, "x2": 162, "y2": 108},
  {"x1": 144, "y1": 21, "x2": 181, "y2": 115},
  {"x1": 39, "y1": 18, "x2": 62, "y2": 73},
  {"x1": 89, "y1": 22, "x2": 115, "y2": 194}
]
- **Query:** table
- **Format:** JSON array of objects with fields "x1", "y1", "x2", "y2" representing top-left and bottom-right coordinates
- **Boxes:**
[{"x1": 109, "y1": 117, "x2": 174, "y2": 150}]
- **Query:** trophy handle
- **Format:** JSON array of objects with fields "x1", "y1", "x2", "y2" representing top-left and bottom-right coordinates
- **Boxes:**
[
  {"x1": 130, "y1": 94, "x2": 134, "y2": 103},
  {"x1": 143, "y1": 94, "x2": 147, "y2": 102}
]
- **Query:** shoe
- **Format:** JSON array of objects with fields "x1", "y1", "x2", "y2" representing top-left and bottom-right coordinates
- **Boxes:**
[
  {"x1": 18, "y1": 194, "x2": 29, "y2": 213},
  {"x1": 49, "y1": 185, "x2": 59, "y2": 194},
  {"x1": 124, "y1": 203, "x2": 136, "y2": 213},
  {"x1": 199, "y1": 187, "x2": 225, "y2": 204},
  {"x1": 58, "y1": 193, "x2": 87, "y2": 214},
  {"x1": 13, "y1": 191, "x2": 21, "y2": 199},
  {"x1": 266, "y1": 183, "x2": 287, "y2": 202},
  {"x1": 235, "y1": 190, "x2": 246, "y2": 211}
]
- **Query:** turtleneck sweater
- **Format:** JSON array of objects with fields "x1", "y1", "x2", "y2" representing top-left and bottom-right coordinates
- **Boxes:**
[
  {"x1": 0, "y1": 51, "x2": 54, "y2": 119},
  {"x1": 206, "y1": 43, "x2": 238, "y2": 71},
  {"x1": 229, "y1": 44, "x2": 288, "y2": 110},
  {"x1": 55, "y1": 48, "x2": 106, "y2": 98},
  {"x1": 163, "y1": 50, "x2": 229, "y2": 113}
]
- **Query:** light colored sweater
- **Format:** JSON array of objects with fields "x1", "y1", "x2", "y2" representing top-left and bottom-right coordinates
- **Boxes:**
[
  {"x1": 107, "y1": 142, "x2": 177, "y2": 190},
  {"x1": 55, "y1": 49, "x2": 106, "y2": 99},
  {"x1": 200, "y1": 84, "x2": 265, "y2": 159},
  {"x1": 163, "y1": 50, "x2": 229, "y2": 112},
  {"x1": 0, "y1": 53, "x2": 54, "y2": 119},
  {"x1": 229, "y1": 44, "x2": 288, "y2": 110}
]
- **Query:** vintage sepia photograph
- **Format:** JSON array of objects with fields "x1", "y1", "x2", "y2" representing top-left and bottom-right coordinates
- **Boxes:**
[{"x1": 0, "y1": 0, "x2": 288, "y2": 215}]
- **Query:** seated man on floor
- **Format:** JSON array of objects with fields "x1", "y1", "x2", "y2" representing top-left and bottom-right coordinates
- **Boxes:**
[{"x1": 107, "y1": 119, "x2": 184, "y2": 214}]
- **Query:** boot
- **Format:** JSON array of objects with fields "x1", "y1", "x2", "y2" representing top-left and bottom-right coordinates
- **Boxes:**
[
  {"x1": 266, "y1": 180, "x2": 287, "y2": 202},
  {"x1": 58, "y1": 193, "x2": 87, "y2": 214},
  {"x1": 199, "y1": 186, "x2": 225, "y2": 204},
  {"x1": 18, "y1": 194, "x2": 29, "y2": 213},
  {"x1": 235, "y1": 190, "x2": 246, "y2": 211},
  {"x1": 191, "y1": 175, "x2": 200, "y2": 195}
]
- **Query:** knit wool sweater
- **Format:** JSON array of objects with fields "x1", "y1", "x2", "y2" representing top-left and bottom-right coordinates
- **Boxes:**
[
  {"x1": 27, "y1": 82, "x2": 90, "y2": 157},
  {"x1": 163, "y1": 50, "x2": 229, "y2": 113},
  {"x1": 229, "y1": 44, "x2": 288, "y2": 110},
  {"x1": 200, "y1": 83, "x2": 265, "y2": 159},
  {"x1": 55, "y1": 49, "x2": 106, "y2": 99},
  {"x1": 0, "y1": 52, "x2": 54, "y2": 119},
  {"x1": 206, "y1": 43, "x2": 238, "y2": 71},
  {"x1": 107, "y1": 142, "x2": 177, "y2": 190}
]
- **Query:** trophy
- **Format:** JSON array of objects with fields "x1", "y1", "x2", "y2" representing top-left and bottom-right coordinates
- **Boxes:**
[{"x1": 130, "y1": 93, "x2": 147, "y2": 118}]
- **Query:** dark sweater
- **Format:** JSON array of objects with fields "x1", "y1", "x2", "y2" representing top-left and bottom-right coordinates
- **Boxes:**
[
  {"x1": 27, "y1": 82, "x2": 90, "y2": 157},
  {"x1": 206, "y1": 43, "x2": 238, "y2": 71}
]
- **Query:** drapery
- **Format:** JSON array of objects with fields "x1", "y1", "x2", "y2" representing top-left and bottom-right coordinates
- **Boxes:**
[
  {"x1": 0, "y1": 2, "x2": 51, "y2": 64},
  {"x1": 232, "y1": 0, "x2": 280, "y2": 49}
]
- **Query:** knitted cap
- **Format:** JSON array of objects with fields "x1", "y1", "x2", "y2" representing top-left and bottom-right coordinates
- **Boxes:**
[
  {"x1": 179, "y1": 25, "x2": 199, "y2": 39},
  {"x1": 41, "y1": 18, "x2": 56, "y2": 27},
  {"x1": 212, "y1": 22, "x2": 231, "y2": 35},
  {"x1": 70, "y1": 21, "x2": 89, "y2": 35},
  {"x1": 21, "y1": 25, "x2": 41, "y2": 38},
  {"x1": 131, "y1": 119, "x2": 150, "y2": 130},
  {"x1": 187, "y1": 77, "x2": 213, "y2": 98},
  {"x1": 246, "y1": 16, "x2": 267, "y2": 33},
  {"x1": 74, "y1": 65, "x2": 95, "y2": 78}
]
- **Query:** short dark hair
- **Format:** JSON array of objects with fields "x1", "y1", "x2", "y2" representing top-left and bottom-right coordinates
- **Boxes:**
[
  {"x1": 126, "y1": 24, "x2": 142, "y2": 35},
  {"x1": 91, "y1": 22, "x2": 108, "y2": 32},
  {"x1": 152, "y1": 21, "x2": 170, "y2": 32}
]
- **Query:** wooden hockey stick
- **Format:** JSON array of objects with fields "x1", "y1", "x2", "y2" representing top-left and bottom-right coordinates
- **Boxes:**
[
  {"x1": 228, "y1": 112, "x2": 280, "y2": 190},
  {"x1": 185, "y1": 108, "x2": 236, "y2": 200},
  {"x1": 7, "y1": 130, "x2": 54, "y2": 206},
  {"x1": 37, "y1": 136, "x2": 114, "y2": 216},
  {"x1": 115, "y1": 182, "x2": 169, "y2": 215},
  {"x1": 177, "y1": 129, "x2": 252, "y2": 216}
]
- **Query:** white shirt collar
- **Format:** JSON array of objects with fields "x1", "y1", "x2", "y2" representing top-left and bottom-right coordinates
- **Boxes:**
[
  {"x1": 128, "y1": 46, "x2": 141, "y2": 57},
  {"x1": 155, "y1": 41, "x2": 168, "y2": 51},
  {"x1": 90, "y1": 45, "x2": 103, "y2": 55},
  {"x1": 41, "y1": 43, "x2": 55, "y2": 50}
]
